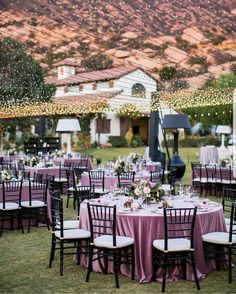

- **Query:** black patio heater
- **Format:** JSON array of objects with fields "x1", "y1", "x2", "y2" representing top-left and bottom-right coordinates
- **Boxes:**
[{"x1": 162, "y1": 114, "x2": 191, "y2": 180}]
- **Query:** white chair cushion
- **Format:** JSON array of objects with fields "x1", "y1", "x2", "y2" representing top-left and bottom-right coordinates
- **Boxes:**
[
  {"x1": 68, "y1": 187, "x2": 75, "y2": 192},
  {"x1": 202, "y1": 232, "x2": 236, "y2": 245},
  {"x1": 21, "y1": 200, "x2": 45, "y2": 208},
  {"x1": 55, "y1": 228, "x2": 90, "y2": 240},
  {"x1": 56, "y1": 220, "x2": 80, "y2": 230},
  {"x1": 192, "y1": 178, "x2": 200, "y2": 182},
  {"x1": 200, "y1": 178, "x2": 207, "y2": 183},
  {"x1": 153, "y1": 238, "x2": 191, "y2": 252},
  {"x1": 54, "y1": 177, "x2": 67, "y2": 182},
  {"x1": 0, "y1": 202, "x2": 19, "y2": 210},
  {"x1": 94, "y1": 234, "x2": 134, "y2": 249}
]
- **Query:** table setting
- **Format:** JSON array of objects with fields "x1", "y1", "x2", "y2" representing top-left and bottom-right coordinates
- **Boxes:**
[{"x1": 78, "y1": 185, "x2": 226, "y2": 283}]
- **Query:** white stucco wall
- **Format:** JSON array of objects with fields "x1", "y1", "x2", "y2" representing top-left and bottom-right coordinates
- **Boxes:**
[{"x1": 90, "y1": 112, "x2": 120, "y2": 144}]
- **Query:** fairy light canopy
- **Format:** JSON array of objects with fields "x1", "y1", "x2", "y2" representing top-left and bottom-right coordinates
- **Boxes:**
[{"x1": 0, "y1": 87, "x2": 234, "y2": 119}]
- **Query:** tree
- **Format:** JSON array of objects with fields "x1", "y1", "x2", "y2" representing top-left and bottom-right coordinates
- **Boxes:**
[
  {"x1": 159, "y1": 66, "x2": 177, "y2": 81},
  {"x1": 0, "y1": 37, "x2": 56, "y2": 104},
  {"x1": 0, "y1": 37, "x2": 56, "y2": 149}
]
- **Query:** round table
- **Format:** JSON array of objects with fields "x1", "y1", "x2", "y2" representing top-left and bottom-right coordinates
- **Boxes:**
[{"x1": 79, "y1": 197, "x2": 226, "y2": 283}]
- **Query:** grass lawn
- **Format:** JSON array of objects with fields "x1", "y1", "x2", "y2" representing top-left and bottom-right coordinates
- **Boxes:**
[{"x1": 1, "y1": 147, "x2": 235, "y2": 293}]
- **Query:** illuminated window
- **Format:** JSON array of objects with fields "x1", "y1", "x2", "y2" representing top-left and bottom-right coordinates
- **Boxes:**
[{"x1": 131, "y1": 83, "x2": 146, "y2": 98}]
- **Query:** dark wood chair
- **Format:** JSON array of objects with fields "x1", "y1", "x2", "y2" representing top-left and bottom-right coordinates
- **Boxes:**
[
  {"x1": 86, "y1": 203, "x2": 135, "y2": 288},
  {"x1": 20, "y1": 179, "x2": 49, "y2": 233},
  {"x1": 49, "y1": 190, "x2": 90, "y2": 276},
  {"x1": 117, "y1": 171, "x2": 135, "y2": 189},
  {"x1": 202, "y1": 202, "x2": 236, "y2": 284},
  {"x1": 152, "y1": 207, "x2": 200, "y2": 292},
  {"x1": 0, "y1": 180, "x2": 23, "y2": 236}
]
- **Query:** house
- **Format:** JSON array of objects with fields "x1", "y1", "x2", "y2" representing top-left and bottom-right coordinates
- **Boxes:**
[{"x1": 47, "y1": 58, "x2": 175, "y2": 145}]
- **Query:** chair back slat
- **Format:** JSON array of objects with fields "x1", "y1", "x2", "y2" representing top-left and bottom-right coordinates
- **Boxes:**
[
  {"x1": 89, "y1": 170, "x2": 105, "y2": 189},
  {"x1": 50, "y1": 190, "x2": 64, "y2": 237},
  {"x1": 29, "y1": 179, "x2": 47, "y2": 205},
  {"x1": 229, "y1": 202, "x2": 236, "y2": 243},
  {"x1": 87, "y1": 203, "x2": 116, "y2": 246},
  {"x1": 75, "y1": 185, "x2": 94, "y2": 215},
  {"x1": 117, "y1": 171, "x2": 135, "y2": 188},
  {"x1": 163, "y1": 207, "x2": 197, "y2": 251},
  {"x1": 222, "y1": 188, "x2": 236, "y2": 220},
  {"x1": 2, "y1": 180, "x2": 23, "y2": 209},
  {"x1": 150, "y1": 171, "x2": 160, "y2": 183}
]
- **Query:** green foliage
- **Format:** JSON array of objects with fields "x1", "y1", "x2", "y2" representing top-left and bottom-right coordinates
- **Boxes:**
[
  {"x1": 162, "y1": 135, "x2": 220, "y2": 148},
  {"x1": 188, "y1": 55, "x2": 208, "y2": 66},
  {"x1": 168, "y1": 79, "x2": 189, "y2": 91},
  {"x1": 79, "y1": 114, "x2": 94, "y2": 135},
  {"x1": 0, "y1": 37, "x2": 56, "y2": 104},
  {"x1": 230, "y1": 63, "x2": 236, "y2": 75},
  {"x1": 131, "y1": 135, "x2": 144, "y2": 147},
  {"x1": 28, "y1": 18, "x2": 38, "y2": 27},
  {"x1": 159, "y1": 66, "x2": 177, "y2": 81},
  {"x1": 81, "y1": 52, "x2": 113, "y2": 70},
  {"x1": 184, "y1": 104, "x2": 233, "y2": 130},
  {"x1": 210, "y1": 35, "x2": 226, "y2": 45},
  {"x1": 108, "y1": 136, "x2": 127, "y2": 147},
  {"x1": 210, "y1": 74, "x2": 236, "y2": 89}
]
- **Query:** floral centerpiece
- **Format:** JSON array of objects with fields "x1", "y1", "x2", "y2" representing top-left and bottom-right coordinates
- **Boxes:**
[
  {"x1": 127, "y1": 180, "x2": 164, "y2": 203},
  {"x1": 114, "y1": 159, "x2": 132, "y2": 174},
  {"x1": 51, "y1": 150, "x2": 66, "y2": 158},
  {"x1": 30, "y1": 156, "x2": 40, "y2": 167},
  {"x1": 127, "y1": 152, "x2": 143, "y2": 164},
  {"x1": 0, "y1": 170, "x2": 12, "y2": 181},
  {"x1": 8, "y1": 148, "x2": 17, "y2": 156}
]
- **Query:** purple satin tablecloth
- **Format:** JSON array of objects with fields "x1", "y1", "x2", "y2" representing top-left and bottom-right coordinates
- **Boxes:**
[{"x1": 81, "y1": 173, "x2": 151, "y2": 190}]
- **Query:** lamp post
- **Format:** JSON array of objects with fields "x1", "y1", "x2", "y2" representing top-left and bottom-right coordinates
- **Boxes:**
[
  {"x1": 56, "y1": 119, "x2": 80, "y2": 154},
  {"x1": 162, "y1": 114, "x2": 191, "y2": 180},
  {"x1": 216, "y1": 125, "x2": 231, "y2": 148}
]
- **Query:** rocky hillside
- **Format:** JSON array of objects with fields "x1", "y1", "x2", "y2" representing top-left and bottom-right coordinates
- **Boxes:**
[{"x1": 0, "y1": 0, "x2": 236, "y2": 89}]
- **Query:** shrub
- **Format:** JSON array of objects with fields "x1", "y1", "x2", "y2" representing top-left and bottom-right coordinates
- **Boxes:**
[
  {"x1": 161, "y1": 136, "x2": 220, "y2": 148},
  {"x1": 131, "y1": 135, "x2": 144, "y2": 147},
  {"x1": 108, "y1": 136, "x2": 127, "y2": 147},
  {"x1": 81, "y1": 53, "x2": 113, "y2": 70},
  {"x1": 159, "y1": 66, "x2": 177, "y2": 81}
]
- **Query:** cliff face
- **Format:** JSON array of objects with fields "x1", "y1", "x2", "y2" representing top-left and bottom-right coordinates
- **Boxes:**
[{"x1": 0, "y1": 0, "x2": 236, "y2": 87}]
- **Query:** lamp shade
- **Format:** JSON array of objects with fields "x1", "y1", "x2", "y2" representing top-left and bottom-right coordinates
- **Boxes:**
[
  {"x1": 56, "y1": 119, "x2": 80, "y2": 132},
  {"x1": 216, "y1": 125, "x2": 231, "y2": 134},
  {"x1": 162, "y1": 114, "x2": 191, "y2": 129}
]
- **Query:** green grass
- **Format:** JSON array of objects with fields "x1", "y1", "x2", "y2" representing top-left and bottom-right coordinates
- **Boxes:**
[{"x1": 1, "y1": 147, "x2": 235, "y2": 293}]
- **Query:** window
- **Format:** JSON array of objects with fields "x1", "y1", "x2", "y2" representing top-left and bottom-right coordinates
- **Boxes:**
[
  {"x1": 96, "y1": 118, "x2": 111, "y2": 134},
  {"x1": 131, "y1": 83, "x2": 146, "y2": 98}
]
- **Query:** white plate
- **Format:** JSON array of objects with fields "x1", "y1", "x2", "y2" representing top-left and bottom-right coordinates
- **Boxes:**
[{"x1": 118, "y1": 208, "x2": 132, "y2": 214}]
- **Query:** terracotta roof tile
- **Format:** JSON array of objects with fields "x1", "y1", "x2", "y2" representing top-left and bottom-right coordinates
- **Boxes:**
[
  {"x1": 46, "y1": 65, "x2": 139, "y2": 85},
  {"x1": 53, "y1": 90, "x2": 122, "y2": 104}
]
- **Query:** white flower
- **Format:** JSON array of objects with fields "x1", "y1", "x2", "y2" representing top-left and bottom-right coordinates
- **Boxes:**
[
  {"x1": 134, "y1": 187, "x2": 141, "y2": 196},
  {"x1": 143, "y1": 186, "x2": 151, "y2": 194}
]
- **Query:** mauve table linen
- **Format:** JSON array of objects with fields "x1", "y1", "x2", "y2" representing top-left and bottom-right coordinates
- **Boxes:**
[
  {"x1": 79, "y1": 200, "x2": 226, "y2": 283},
  {"x1": 81, "y1": 172, "x2": 152, "y2": 190}
]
